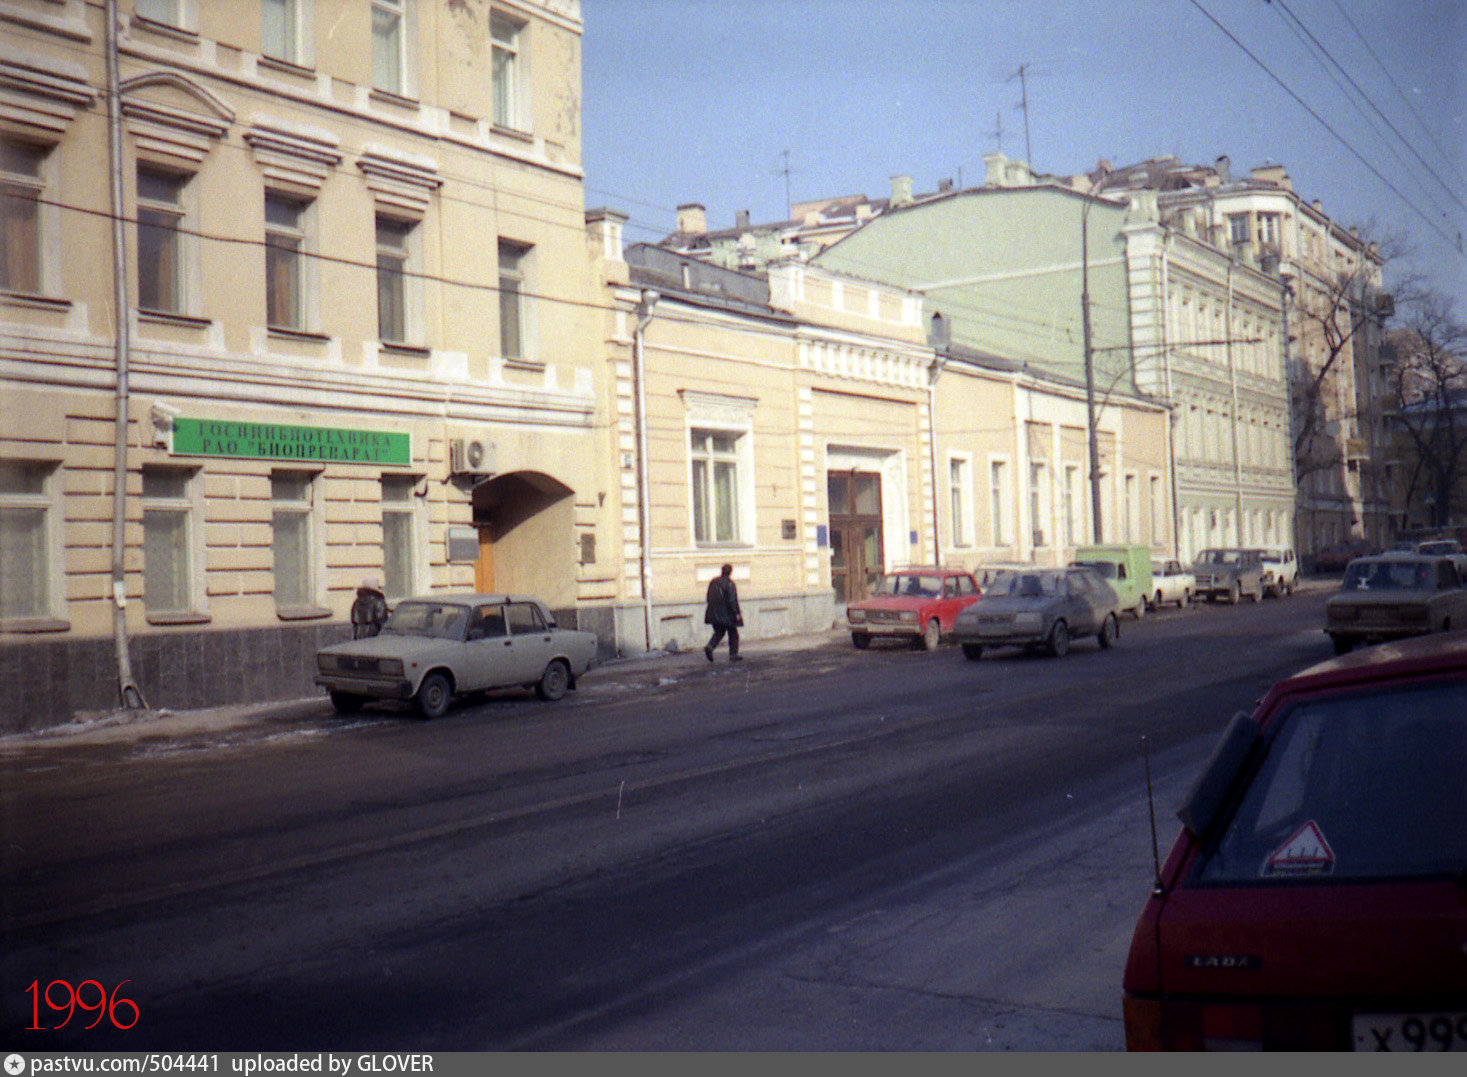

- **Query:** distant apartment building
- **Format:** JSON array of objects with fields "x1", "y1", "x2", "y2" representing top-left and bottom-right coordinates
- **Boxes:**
[
  {"x1": 0, "y1": 0, "x2": 609, "y2": 731},
  {"x1": 1085, "y1": 155, "x2": 1392, "y2": 558}
]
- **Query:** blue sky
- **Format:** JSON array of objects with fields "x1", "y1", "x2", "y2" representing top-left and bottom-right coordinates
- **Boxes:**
[{"x1": 582, "y1": 0, "x2": 1466, "y2": 307}]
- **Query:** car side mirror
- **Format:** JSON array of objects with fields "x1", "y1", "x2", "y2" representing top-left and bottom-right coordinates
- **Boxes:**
[{"x1": 1176, "y1": 711, "x2": 1263, "y2": 839}]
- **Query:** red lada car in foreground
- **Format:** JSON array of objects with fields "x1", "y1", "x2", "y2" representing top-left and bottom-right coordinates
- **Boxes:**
[
  {"x1": 1123, "y1": 631, "x2": 1467, "y2": 1051},
  {"x1": 845, "y1": 566, "x2": 982, "y2": 651}
]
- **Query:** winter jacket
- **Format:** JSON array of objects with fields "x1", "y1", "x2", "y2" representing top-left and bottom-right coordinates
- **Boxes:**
[
  {"x1": 704, "y1": 575, "x2": 742, "y2": 629},
  {"x1": 351, "y1": 588, "x2": 389, "y2": 638}
]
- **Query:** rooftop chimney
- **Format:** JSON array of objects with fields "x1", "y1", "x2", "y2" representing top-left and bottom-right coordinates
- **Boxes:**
[
  {"x1": 890, "y1": 174, "x2": 914, "y2": 206},
  {"x1": 735, "y1": 209, "x2": 750, "y2": 229},
  {"x1": 676, "y1": 203, "x2": 707, "y2": 235},
  {"x1": 1215, "y1": 155, "x2": 1231, "y2": 184}
]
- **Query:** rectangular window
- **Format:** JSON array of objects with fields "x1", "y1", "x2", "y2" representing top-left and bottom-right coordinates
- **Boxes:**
[
  {"x1": 136, "y1": 0, "x2": 183, "y2": 26},
  {"x1": 376, "y1": 215, "x2": 411, "y2": 343},
  {"x1": 1, "y1": 140, "x2": 45, "y2": 294},
  {"x1": 948, "y1": 457, "x2": 971, "y2": 548},
  {"x1": 691, "y1": 429, "x2": 741, "y2": 544},
  {"x1": 1029, "y1": 462, "x2": 1047, "y2": 547},
  {"x1": 491, "y1": 13, "x2": 523, "y2": 129},
  {"x1": 498, "y1": 240, "x2": 529, "y2": 361},
  {"x1": 262, "y1": 0, "x2": 299, "y2": 62},
  {"x1": 1257, "y1": 212, "x2": 1280, "y2": 247},
  {"x1": 0, "y1": 461, "x2": 53, "y2": 621},
  {"x1": 1227, "y1": 213, "x2": 1250, "y2": 246},
  {"x1": 381, "y1": 474, "x2": 417, "y2": 600},
  {"x1": 142, "y1": 468, "x2": 195, "y2": 615},
  {"x1": 1124, "y1": 474, "x2": 1138, "y2": 542},
  {"x1": 137, "y1": 166, "x2": 187, "y2": 313},
  {"x1": 989, "y1": 460, "x2": 1007, "y2": 546},
  {"x1": 371, "y1": 0, "x2": 405, "y2": 94},
  {"x1": 271, "y1": 471, "x2": 315, "y2": 608},
  {"x1": 1150, "y1": 475, "x2": 1165, "y2": 545},
  {"x1": 265, "y1": 193, "x2": 307, "y2": 330}
]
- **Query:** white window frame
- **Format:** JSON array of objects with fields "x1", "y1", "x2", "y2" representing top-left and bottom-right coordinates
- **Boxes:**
[
  {"x1": 690, "y1": 428, "x2": 746, "y2": 546},
  {"x1": 1062, "y1": 464, "x2": 1079, "y2": 547},
  {"x1": 1, "y1": 139, "x2": 48, "y2": 296},
  {"x1": 0, "y1": 460, "x2": 61, "y2": 624},
  {"x1": 371, "y1": 0, "x2": 416, "y2": 97},
  {"x1": 947, "y1": 453, "x2": 973, "y2": 549},
  {"x1": 1227, "y1": 213, "x2": 1250, "y2": 246},
  {"x1": 136, "y1": 164, "x2": 194, "y2": 315},
  {"x1": 142, "y1": 467, "x2": 203, "y2": 617},
  {"x1": 498, "y1": 239, "x2": 534, "y2": 363},
  {"x1": 989, "y1": 458, "x2": 1010, "y2": 548},
  {"x1": 265, "y1": 191, "x2": 313, "y2": 331},
  {"x1": 270, "y1": 470, "x2": 321, "y2": 610},
  {"x1": 491, "y1": 11, "x2": 526, "y2": 131},
  {"x1": 1149, "y1": 473, "x2": 1165, "y2": 546},
  {"x1": 1029, "y1": 461, "x2": 1049, "y2": 548},
  {"x1": 375, "y1": 213, "x2": 421, "y2": 345},
  {"x1": 136, "y1": 0, "x2": 197, "y2": 32},
  {"x1": 262, "y1": 0, "x2": 312, "y2": 66},
  {"x1": 1124, "y1": 472, "x2": 1139, "y2": 543},
  {"x1": 380, "y1": 473, "x2": 422, "y2": 601}
]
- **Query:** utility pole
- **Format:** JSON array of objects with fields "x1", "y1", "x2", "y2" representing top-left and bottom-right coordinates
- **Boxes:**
[
  {"x1": 777, "y1": 149, "x2": 797, "y2": 219},
  {"x1": 1016, "y1": 63, "x2": 1032, "y2": 166}
]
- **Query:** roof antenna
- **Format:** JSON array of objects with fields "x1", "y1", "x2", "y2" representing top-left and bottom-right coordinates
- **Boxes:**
[{"x1": 1143, "y1": 734, "x2": 1164, "y2": 895}]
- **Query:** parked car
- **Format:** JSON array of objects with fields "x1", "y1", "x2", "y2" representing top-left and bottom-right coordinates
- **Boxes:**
[
  {"x1": 315, "y1": 593, "x2": 600, "y2": 718},
  {"x1": 845, "y1": 566, "x2": 982, "y2": 651},
  {"x1": 950, "y1": 566, "x2": 1120, "y2": 659},
  {"x1": 1072, "y1": 544, "x2": 1153, "y2": 619},
  {"x1": 1258, "y1": 546, "x2": 1299, "y2": 597},
  {"x1": 1122, "y1": 630, "x2": 1467, "y2": 1050},
  {"x1": 1191, "y1": 548, "x2": 1264, "y2": 603},
  {"x1": 1394, "y1": 538, "x2": 1467, "y2": 579},
  {"x1": 1324, "y1": 553, "x2": 1467, "y2": 655},
  {"x1": 1312, "y1": 537, "x2": 1374, "y2": 573},
  {"x1": 1149, "y1": 559, "x2": 1194, "y2": 609}
]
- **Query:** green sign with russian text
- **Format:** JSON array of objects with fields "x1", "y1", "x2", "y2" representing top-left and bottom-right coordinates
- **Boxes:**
[{"x1": 172, "y1": 418, "x2": 411, "y2": 465}]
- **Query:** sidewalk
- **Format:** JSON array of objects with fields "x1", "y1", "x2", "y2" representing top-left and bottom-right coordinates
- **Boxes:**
[{"x1": 0, "y1": 625, "x2": 850, "y2": 751}]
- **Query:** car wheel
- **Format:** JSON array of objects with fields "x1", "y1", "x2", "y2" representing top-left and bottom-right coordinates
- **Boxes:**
[
  {"x1": 851, "y1": 631, "x2": 871, "y2": 650},
  {"x1": 961, "y1": 642, "x2": 984, "y2": 661},
  {"x1": 536, "y1": 659, "x2": 571, "y2": 702},
  {"x1": 1248, "y1": 585, "x2": 1260, "y2": 602},
  {"x1": 1229, "y1": 582, "x2": 1240, "y2": 604},
  {"x1": 1332, "y1": 635, "x2": 1353, "y2": 656},
  {"x1": 1097, "y1": 613, "x2": 1118, "y2": 649},
  {"x1": 921, "y1": 618, "x2": 941, "y2": 651},
  {"x1": 1180, "y1": 589, "x2": 1190, "y2": 607},
  {"x1": 329, "y1": 690, "x2": 365, "y2": 715},
  {"x1": 413, "y1": 671, "x2": 453, "y2": 720},
  {"x1": 1048, "y1": 619, "x2": 1070, "y2": 658},
  {"x1": 1153, "y1": 591, "x2": 1164, "y2": 611},
  {"x1": 1133, "y1": 598, "x2": 1146, "y2": 620}
]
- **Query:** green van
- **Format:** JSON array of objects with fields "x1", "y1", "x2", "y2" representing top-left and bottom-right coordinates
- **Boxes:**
[{"x1": 1071, "y1": 544, "x2": 1154, "y2": 619}]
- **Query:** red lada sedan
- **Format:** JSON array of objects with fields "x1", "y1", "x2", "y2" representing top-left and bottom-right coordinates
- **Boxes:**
[
  {"x1": 845, "y1": 566, "x2": 982, "y2": 651},
  {"x1": 1123, "y1": 631, "x2": 1467, "y2": 1051}
]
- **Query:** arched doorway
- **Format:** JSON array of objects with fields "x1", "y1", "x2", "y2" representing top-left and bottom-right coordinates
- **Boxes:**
[{"x1": 471, "y1": 471, "x2": 576, "y2": 605}]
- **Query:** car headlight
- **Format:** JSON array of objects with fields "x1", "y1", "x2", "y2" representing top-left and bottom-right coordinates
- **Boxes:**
[
  {"x1": 900, "y1": 611, "x2": 917, "y2": 624},
  {"x1": 317, "y1": 653, "x2": 340, "y2": 672},
  {"x1": 378, "y1": 658, "x2": 405, "y2": 677},
  {"x1": 1015, "y1": 611, "x2": 1042, "y2": 627},
  {"x1": 848, "y1": 608, "x2": 867, "y2": 623}
]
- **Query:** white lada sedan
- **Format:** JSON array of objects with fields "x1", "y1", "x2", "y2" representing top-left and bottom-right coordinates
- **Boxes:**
[{"x1": 315, "y1": 593, "x2": 599, "y2": 718}]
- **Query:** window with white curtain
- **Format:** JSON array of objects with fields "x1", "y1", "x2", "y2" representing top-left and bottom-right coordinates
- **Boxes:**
[
  {"x1": 143, "y1": 468, "x2": 197, "y2": 615},
  {"x1": 381, "y1": 474, "x2": 418, "y2": 600},
  {"x1": 271, "y1": 472, "x2": 316, "y2": 608},
  {"x1": 690, "y1": 429, "x2": 742, "y2": 544},
  {"x1": 491, "y1": 12, "x2": 524, "y2": 129},
  {"x1": 0, "y1": 460, "x2": 55, "y2": 621},
  {"x1": 371, "y1": 0, "x2": 406, "y2": 94},
  {"x1": 137, "y1": 166, "x2": 189, "y2": 314}
]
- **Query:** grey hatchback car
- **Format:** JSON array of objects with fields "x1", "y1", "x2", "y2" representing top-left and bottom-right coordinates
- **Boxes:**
[
  {"x1": 315, "y1": 593, "x2": 599, "y2": 718},
  {"x1": 950, "y1": 566, "x2": 1122, "y2": 658}
]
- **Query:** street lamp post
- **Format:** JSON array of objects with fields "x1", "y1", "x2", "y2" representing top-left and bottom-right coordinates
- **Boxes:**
[{"x1": 1080, "y1": 182, "x2": 1113, "y2": 545}]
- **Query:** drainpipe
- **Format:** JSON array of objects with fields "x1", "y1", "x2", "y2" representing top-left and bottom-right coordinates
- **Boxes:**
[
  {"x1": 107, "y1": 0, "x2": 145, "y2": 710},
  {"x1": 1226, "y1": 260, "x2": 1244, "y2": 544},
  {"x1": 633, "y1": 289, "x2": 659, "y2": 652},
  {"x1": 1162, "y1": 229, "x2": 1183, "y2": 559},
  {"x1": 928, "y1": 349, "x2": 946, "y2": 566}
]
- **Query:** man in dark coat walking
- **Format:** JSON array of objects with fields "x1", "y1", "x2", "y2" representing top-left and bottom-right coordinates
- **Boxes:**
[{"x1": 703, "y1": 563, "x2": 743, "y2": 662}]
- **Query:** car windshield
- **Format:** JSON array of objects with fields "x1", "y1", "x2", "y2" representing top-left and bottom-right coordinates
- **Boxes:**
[
  {"x1": 1074, "y1": 561, "x2": 1116, "y2": 579},
  {"x1": 876, "y1": 573, "x2": 944, "y2": 598},
  {"x1": 1262, "y1": 552, "x2": 1283, "y2": 563},
  {"x1": 383, "y1": 601, "x2": 469, "y2": 640},
  {"x1": 990, "y1": 570, "x2": 1062, "y2": 598},
  {"x1": 1197, "y1": 550, "x2": 1239, "y2": 565},
  {"x1": 1341, "y1": 561, "x2": 1433, "y2": 591},
  {"x1": 1195, "y1": 676, "x2": 1467, "y2": 884}
]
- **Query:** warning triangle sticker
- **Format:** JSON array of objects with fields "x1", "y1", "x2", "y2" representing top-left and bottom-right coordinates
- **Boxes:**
[{"x1": 1264, "y1": 820, "x2": 1335, "y2": 876}]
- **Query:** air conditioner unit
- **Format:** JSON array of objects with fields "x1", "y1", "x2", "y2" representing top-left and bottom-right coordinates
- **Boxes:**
[{"x1": 448, "y1": 437, "x2": 494, "y2": 476}]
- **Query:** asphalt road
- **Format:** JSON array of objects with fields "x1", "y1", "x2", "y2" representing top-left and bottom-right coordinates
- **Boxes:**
[{"x1": 1, "y1": 586, "x2": 1341, "y2": 1050}]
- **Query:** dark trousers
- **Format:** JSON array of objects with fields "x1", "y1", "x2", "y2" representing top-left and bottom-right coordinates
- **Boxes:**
[{"x1": 707, "y1": 624, "x2": 739, "y2": 656}]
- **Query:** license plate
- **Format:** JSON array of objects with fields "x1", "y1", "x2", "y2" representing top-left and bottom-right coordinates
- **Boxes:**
[{"x1": 1353, "y1": 1012, "x2": 1467, "y2": 1051}]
